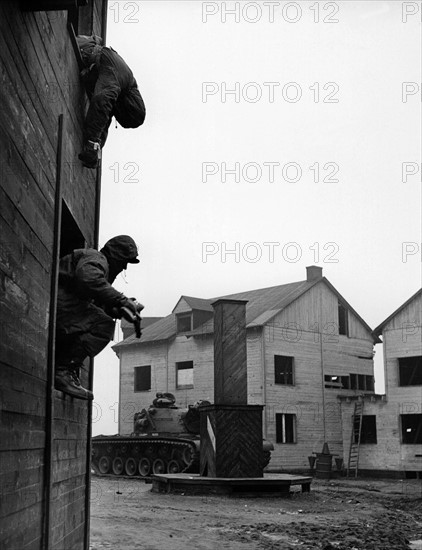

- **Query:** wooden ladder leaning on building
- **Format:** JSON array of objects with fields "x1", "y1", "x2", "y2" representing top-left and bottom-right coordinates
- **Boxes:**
[{"x1": 347, "y1": 400, "x2": 364, "y2": 477}]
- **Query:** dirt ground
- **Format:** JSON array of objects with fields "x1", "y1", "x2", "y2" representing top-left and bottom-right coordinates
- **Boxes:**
[{"x1": 89, "y1": 475, "x2": 422, "y2": 550}]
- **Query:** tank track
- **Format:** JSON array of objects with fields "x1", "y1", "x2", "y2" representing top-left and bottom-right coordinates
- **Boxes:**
[{"x1": 91, "y1": 436, "x2": 199, "y2": 478}]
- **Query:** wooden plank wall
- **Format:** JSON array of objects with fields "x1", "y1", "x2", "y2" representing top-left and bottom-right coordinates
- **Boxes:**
[
  {"x1": 0, "y1": 2, "x2": 106, "y2": 549},
  {"x1": 357, "y1": 292, "x2": 422, "y2": 473},
  {"x1": 264, "y1": 282, "x2": 375, "y2": 470}
]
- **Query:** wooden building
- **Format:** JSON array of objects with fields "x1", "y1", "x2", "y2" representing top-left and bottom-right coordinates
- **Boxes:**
[
  {"x1": 113, "y1": 266, "x2": 378, "y2": 472},
  {"x1": 340, "y1": 289, "x2": 422, "y2": 477},
  {"x1": 0, "y1": 2, "x2": 107, "y2": 548}
]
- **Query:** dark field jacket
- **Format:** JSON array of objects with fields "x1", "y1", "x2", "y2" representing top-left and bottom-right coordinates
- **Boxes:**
[{"x1": 56, "y1": 249, "x2": 126, "y2": 335}]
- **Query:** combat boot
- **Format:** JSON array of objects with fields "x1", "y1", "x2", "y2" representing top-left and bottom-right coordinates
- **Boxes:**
[
  {"x1": 78, "y1": 140, "x2": 101, "y2": 169},
  {"x1": 55, "y1": 364, "x2": 94, "y2": 400}
]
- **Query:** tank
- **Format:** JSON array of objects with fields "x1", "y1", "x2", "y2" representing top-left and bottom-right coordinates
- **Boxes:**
[{"x1": 91, "y1": 393, "x2": 274, "y2": 477}]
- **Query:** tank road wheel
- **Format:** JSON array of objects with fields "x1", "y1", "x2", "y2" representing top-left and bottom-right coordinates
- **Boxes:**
[
  {"x1": 112, "y1": 457, "x2": 124, "y2": 475},
  {"x1": 152, "y1": 458, "x2": 166, "y2": 474},
  {"x1": 125, "y1": 457, "x2": 137, "y2": 476},
  {"x1": 138, "y1": 457, "x2": 151, "y2": 477},
  {"x1": 167, "y1": 460, "x2": 180, "y2": 474},
  {"x1": 98, "y1": 456, "x2": 110, "y2": 474},
  {"x1": 182, "y1": 446, "x2": 193, "y2": 466}
]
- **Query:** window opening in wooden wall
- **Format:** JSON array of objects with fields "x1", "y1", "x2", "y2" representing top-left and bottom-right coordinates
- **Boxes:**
[
  {"x1": 399, "y1": 356, "x2": 422, "y2": 386},
  {"x1": 274, "y1": 355, "x2": 294, "y2": 385},
  {"x1": 324, "y1": 375, "x2": 342, "y2": 388},
  {"x1": 176, "y1": 361, "x2": 193, "y2": 389},
  {"x1": 176, "y1": 313, "x2": 192, "y2": 333},
  {"x1": 134, "y1": 365, "x2": 151, "y2": 392},
  {"x1": 60, "y1": 201, "x2": 86, "y2": 257},
  {"x1": 365, "y1": 375, "x2": 374, "y2": 391},
  {"x1": 401, "y1": 414, "x2": 422, "y2": 444},
  {"x1": 349, "y1": 373, "x2": 374, "y2": 392},
  {"x1": 357, "y1": 415, "x2": 377, "y2": 444},
  {"x1": 275, "y1": 413, "x2": 296, "y2": 443},
  {"x1": 338, "y1": 301, "x2": 349, "y2": 336}
]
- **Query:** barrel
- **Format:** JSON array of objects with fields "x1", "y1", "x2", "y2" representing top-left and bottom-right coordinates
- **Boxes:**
[{"x1": 315, "y1": 453, "x2": 333, "y2": 479}]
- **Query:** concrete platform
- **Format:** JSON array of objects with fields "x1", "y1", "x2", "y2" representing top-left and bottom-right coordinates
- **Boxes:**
[{"x1": 151, "y1": 473, "x2": 312, "y2": 496}]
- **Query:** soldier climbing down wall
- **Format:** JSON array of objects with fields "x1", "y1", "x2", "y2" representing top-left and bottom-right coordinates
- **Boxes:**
[
  {"x1": 55, "y1": 235, "x2": 144, "y2": 400},
  {"x1": 76, "y1": 35, "x2": 146, "y2": 168}
]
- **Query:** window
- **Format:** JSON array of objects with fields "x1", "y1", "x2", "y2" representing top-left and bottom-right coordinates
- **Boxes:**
[
  {"x1": 324, "y1": 375, "x2": 351, "y2": 389},
  {"x1": 401, "y1": 414, "x2": 422, "y2": 444},
  {"x1": 176, "y1": 361, "x2": 193, "y2": 388},
  {"x1": 275, "y1": 413, "x2": 296, "y2": 443},
  {"x1": 349, "y1": 373, "x2": 374, "y2": 392},
  {"x1": 134, "y1": 365, "x2": 151, "y2": 392},
  {"x1": 338, "y1": 301, "x2": 349, "y2": 336},
  {"x1": 68, "y1": 0, "x2": 92, "y2": 37},
  {"x1": 176, "y1": 313, "x2": 192, "y2": 333},
  {"x1": 365, "y1": 376, "x2": 375, "y2": 392},
  {"x1": 399, "y1": 356, "x2": 422, "y2": 386},
  {"x1": 325, "y1": 375, "x2": 342, "y2": 389},
  {"x1": 60, "y1": 201, "x2": 86, "y2": 257},
  {"x1": 341, "y1": 375, "x2": 351, "y2": 389},
  {"x1": 357, "y1": 415, "x2": 377, "y2": 444},
  {"x1": 274, "y1": 355, "x2": 294, "y2": 385}
]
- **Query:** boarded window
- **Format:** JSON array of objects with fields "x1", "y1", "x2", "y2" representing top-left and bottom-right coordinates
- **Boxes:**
[
  {"x1": 176, "y1": 313, "x2": 192, "y2": 333},
  {"x1": 401, "y1": 414, "x2": 422, "y2": 444},
  {"x1": 275, "y1": 413, "x2": 296, "y2": 443},
  {"x1": 274, "y1": 355, "x2": 294, "y2": 385},
  {"x1": 399, "y1": 356, "x2": 422, "y2": 386},
  {"x1": 176, "y1": 361, "x2": 193, "y2": 388},
  {"x1": 338, "y1": 301, "x2": 349, "y2": 336},
  {"x1": 134, "y1": 365, "x2": 151, "y2": 392},
  {"x1": 356, "y1": 415, "x2": 377, "y2": 444}
]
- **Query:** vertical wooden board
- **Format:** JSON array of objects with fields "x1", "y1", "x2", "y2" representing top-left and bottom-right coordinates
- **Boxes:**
[{"x1": 200, "y1": 408, "x2": 217, "y2": 477}]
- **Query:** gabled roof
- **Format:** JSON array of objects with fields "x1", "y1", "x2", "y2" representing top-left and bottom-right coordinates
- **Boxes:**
[
  {"x1": 113, "y1": 280, "x2": 315, "y2": 352},
  {"x1": 113, "y1": 276, "x2": 379, "y2": 353},
  {"x1": 172, "y1": 296, "x2": 214, "y2": 313},
  {"x1": 373, "y1": 288, "x2": 422, "y2": 337}
]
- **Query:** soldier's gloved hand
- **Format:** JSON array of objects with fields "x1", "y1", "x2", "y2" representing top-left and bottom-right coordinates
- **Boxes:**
[
  {"x1": 121, "y1": 297, "x2": 144, "y2": 315},
  {"x1": 129, "y1": 298, "x2": 144, "y2": 313}
]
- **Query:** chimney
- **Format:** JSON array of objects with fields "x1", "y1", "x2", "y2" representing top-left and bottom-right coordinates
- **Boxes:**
[
  {"x1": 306, "y1": 265, "x2": 323, "y2": 282},
  {"x1": 211, "y1": 299, "x2": 248, "y2": 405}
]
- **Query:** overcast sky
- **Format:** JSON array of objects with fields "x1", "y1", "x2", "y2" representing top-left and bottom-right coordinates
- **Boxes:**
[{"x1": 92, "y1": 0, "x2": 421, "y2": 435}]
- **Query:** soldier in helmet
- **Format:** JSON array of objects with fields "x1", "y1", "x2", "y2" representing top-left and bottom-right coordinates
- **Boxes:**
[
  {"x1": 76, "y1": 35, "x2": 146, "y2": 168},
  {"x1": 55, "y1": 235, "x2": 143, "y2": 400}
]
